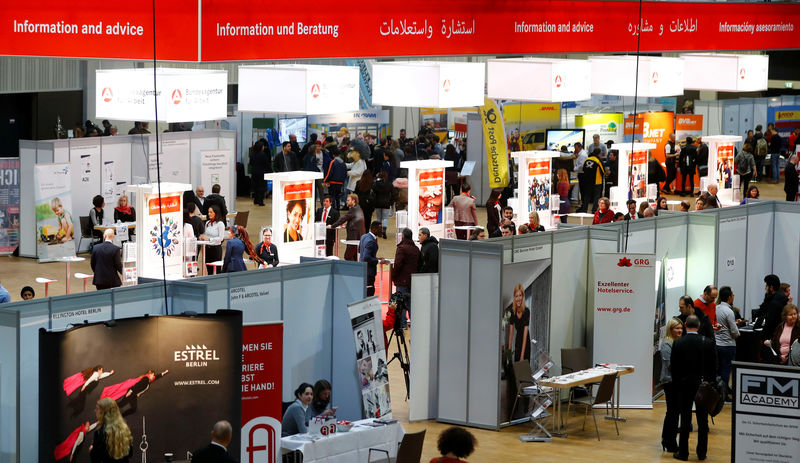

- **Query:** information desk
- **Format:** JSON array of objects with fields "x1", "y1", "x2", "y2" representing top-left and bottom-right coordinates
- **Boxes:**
[
  {"x1": 281, "y1": 419, "x2": 404, "y2": 463},
  {"x1": 538, "y1": 364, "x2": 634, "y2": 436}
]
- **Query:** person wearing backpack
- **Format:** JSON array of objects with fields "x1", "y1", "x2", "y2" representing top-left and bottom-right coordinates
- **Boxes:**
[
  {"x1": 753, "y1": 125, "x2": 768, "y2": 181},
  {"x1": 735, "y1": 144, "x2": 756, "y2": 193}
]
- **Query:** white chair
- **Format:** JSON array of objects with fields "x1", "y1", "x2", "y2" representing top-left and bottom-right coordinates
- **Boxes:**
[
  {"x1": 74, "y1": 273, "x2": 94, "y2": 292},
  {"x1": 35, "y1": 277, "x2": 58, "y2": 297}
]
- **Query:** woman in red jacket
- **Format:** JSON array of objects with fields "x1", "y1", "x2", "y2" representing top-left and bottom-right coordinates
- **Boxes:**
[{"x1": 592, "y1": 197, "x2": 615, "y2": 224}]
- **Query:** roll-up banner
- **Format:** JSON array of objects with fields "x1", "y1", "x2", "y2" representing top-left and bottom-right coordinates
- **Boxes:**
[
  {"x1": 348, "y1": 297, "x2": 392, "y2": 419},
  {"x1": 592, "y1": 253, "x2": 656, "y2": 408},
  {"x1": 241, "y1": 323, "x2": 283, "y2": 463},
  {"x1": 34, "y1": 163, "x2": 76, "y2": 262},
  {"x1": 0, "y1": 158, "x2": 20, "y2": 255},
  {"x1": 142, "y1": 193, "x2": 183, "y2": 279},
  {"x1": 40, "y1": 311, "x2": 243, "y2": 463},
  {"x1": 479, "y1": 98, "x2": 510, "y2": 189}
]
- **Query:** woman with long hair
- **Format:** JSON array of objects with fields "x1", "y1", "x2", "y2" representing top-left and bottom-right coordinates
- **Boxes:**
[
  {"x1": 372, "y1": 171, "x2": 395, "y2": 238},
  {"x1": 485, "y1": 189, "x2": 503, "y2": 236},
  {"x1": 656, "y1": 196, "x2": 668, "y2": 215},
  {"x1": 201, "y1": 205, "x2": 225, "y2": 274},
  {"x1": 90, "y1": 398, "x2": 133, "y2": 462},
  {"x1": 507, "y1": 284, "x2": 530, "y2": 362},
  {"x1": 306, "y1": 379, "x2": 334, "y2": 421},
  {"x1": 660, "y1": 317, "x2": 684, "y2": 453},
  {"x1": 741, "y1": 185, "x2": 760, "y2": 205},
  {"x1": 356, "y1": 170, "x2": 375, "y2": 226},
  {"x1": 223, "y1": 225, "x2": 263, "y2": 272},
  {"x1": 113, "y1": 195, "x2": 135, "y2": 223},
  {"x1": 556, "y1": 168, "x2": 571, "y2": 223}
]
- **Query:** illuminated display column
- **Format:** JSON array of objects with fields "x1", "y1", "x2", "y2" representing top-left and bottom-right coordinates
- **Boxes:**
[
  {"x1": 704, "y1": 135, "x2": 743, "y2": 204},
  {"x1": 511, "y1": 151, "x2": 559, "y2": 229},
  {"x1": 611, "y1": 142, "x2": 657, "y2": 209},
  {"x1": 265, "y1": 171, "x2": 323, "y2": 263},
  {"x1": 400, "y1": 160, "x2": 453, "y2": 241}
]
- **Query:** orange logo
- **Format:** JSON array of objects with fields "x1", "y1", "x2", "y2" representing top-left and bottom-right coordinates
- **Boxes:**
[
  {"x1": 147, "y1": 195, "x2": 181, "y2": 214},
  {"x1": 101, "y1": 87, "x2": 113, "y2": 103},
  {"x1": 739, "y1": 68, "x2": 746, "y2": 80},
  {"x1": 651, "y1": 72, "x2": 659, "y2": 84},
  {"x1": 554, "y1": 75, "x2": 562, "y2": 88},
  {"x1": 442, "y1": 79, "x2": 451, "y2": 92},
  {"x1": 171, "y1": 89, "x2": 182, "y2": 105},
  {"x1": 310, "y1": 83, "x2": 320, "y2": 99}
]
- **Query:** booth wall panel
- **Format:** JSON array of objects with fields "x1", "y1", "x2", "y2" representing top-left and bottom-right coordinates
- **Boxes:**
[
  {"x1": 716, "y1": 210, "x2": 748, "y2": 311},
  {"x1": 655, "y1": 219, "x2": 689, "y2": 318},
  {"x1": 68, "y1": 140, "x2": 103, "y2": 253},
  {"x1": 18, "y1": 141, "x2": 38, "y2": 257},
  {"x1": 100, "y1": 138, "x2": 135, "y2": 220},
  {"x1": 409, "y1": 274, "x2": 439, "y2": 422},
  {"x1": 227, "y1": 269, "x2": 282, "y2": 323},
  {"x1": 112, "y1": 284, "x2": 168, "y2": 319},
  {"x1": 0, "y1": 313, "x2": 18, "y2": 463},
  {"x1": 52, "y1": 143, "x2": 68, "y2": 163},
  {"x1": 550, "y1": 230, "x2": 589, "y2": 375},
  {"x1": 188, "y1": 133, "x2": 218, "y2": 186},
  {"x1": 586, "y1": 235, "x2": 620, "y2": 356},
  {"x1": 723, "y1": 101, "x2": 740, "y2": 136},
  {"x1": 217, "y1": 132, "x2": 237, "y2": 202},
  {"x1": 466, "y1": 113, "x2": 487, "y2": 207},
  {"x1": 169, "y1": 282, "x2": 209, "y2": 315},
  {"x1": 753, "y1": 98, "x2": 769, "y2": 133},
  {"x1": 437, "y1": 247, "x2": 471, "y2": 423},
  {"x1": 746, "y1": 208, "x2": 775, "y2": 317},
  {"x1": 772, "y1": 205, "x2": 800, "y2": 309},
  {"x1": 331, "y1": 262, "x2": 368, "y2": 421},
  {"x1": 686, "y1": 215, "x2": 718, "y2": 301},
  {"x1": 622, "y1": 220, "x2": 656, "y2": 254},
  {"x1": 467, "y1": 251, "x2": 501, "y2": 428},
  {"x1": 130, "y1": 135, "x2": 156, "y2": 184},
  {"x1": 18, "y1": 305, "x2": 50, "y2": 462},
  {"x1": 49, "y1": 292, "x2": 114, "y2": 331}
]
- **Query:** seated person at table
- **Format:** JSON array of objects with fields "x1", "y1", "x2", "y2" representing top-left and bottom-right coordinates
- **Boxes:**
[
  {"x1": 430, "y1": 426, "x2": 477, "y2": 463},
  {"x1": 254, "y1": 227, "x2": 279, "y2": 268},
  {"x1": 89, "y1": 195, "x2": 105, "y2": 239},
  {"x1": 282, "y1": 383, "x2": 313, "y2": 437},
  {"x1": 305, "y1": 379, "x2": 335, "y2": 421},
  {"x1": 222, "y1": 225, "x2": 262, "y2": 273},
  {"x1": 114, "y1": 195, "x2": 136, "y2": 240}
]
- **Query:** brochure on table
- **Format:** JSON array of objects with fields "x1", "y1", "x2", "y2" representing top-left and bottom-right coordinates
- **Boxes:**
[
  {"x1": 511, "y1": 151, "x2": 559, "y2": 229},
  {"x1": 610, "y1": 142, "x2": 657, "y2": 208},
  {"x1": 704, "y1": 135, "x2": 742, "y2": 204},
  {"x1": 128, "y1": 183, "x2": 191, "y2": 280},
  {"x1": 265, "y1": 171, "x2": 323, "y2": 263},
  {"x1": 400, "y1": 160, "x2": 453, "y2": 241}
]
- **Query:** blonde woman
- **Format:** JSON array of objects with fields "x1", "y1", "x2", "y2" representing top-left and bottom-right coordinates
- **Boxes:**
[
  {"x1": 507, "y1": 284, "x2": 530, "y2": 361},
  {"x1": 90, "y1": 397, "x2": 133, "y2": 462},
  {"x1": 659, "y1": 317, "x2": 683, "y2": 453},
  {"x1": 528, "y1": 211, "x2": 545, "y2": 232}
]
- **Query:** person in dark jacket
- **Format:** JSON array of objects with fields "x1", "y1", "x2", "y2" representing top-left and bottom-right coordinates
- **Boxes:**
[
  {"x1": 222, "y1": 225, "x2": 262, "y2": 273},
  {"x1": 670, "y1": 315, "x2": 717, "y2": 461},
  {"x1": 679, "y1": 137, "x2": 697, "y2": 197},
  {"x1": 315, "y1": 196, "x2": 340, "y2": 256},
  {"x1": 485, "y1": 189, "x2": 503, "y2": 237},
  {"x1": 254, "y1": 227, "x2": 279, "y2": 267},
  {"x1": 418, "y1": 227, "x2": 439, "y2": 273},
  {"x1": 371, "y1": 172, "x2": 395, "y2": 238},
  {"x1": 190, "y1": 420, "x2": 236, "y2": 463},
  {"x1": 754, "y1": 274, "x2": 789, "y2": 342},
  {"x1": 783, "y1": 154, "x2": 798, "y2": 202},
  {"x1": 250, "y1": 139, "x2": 271, "y2": 206},
  {"x1": 769, "y1": 128, "x2": 783, "y2": 184},
  {"x1": 91, "y1": 229, "x2": 122, "y2": 290},
  {"x1": 324, "y1": 151, "x2": 348, "y2": 210},
  {"x1": 676, "y1": 296, "x2": 716, "y2": 344},
  {"x1": 330, "y1": 194, "x2": 365, "y2": 261},
  {"x1": 392, "y1": 227, "x2": 421, "y2": 309},
  {"x1": 202, "y1": 184, "x2": 229, "y2": 225}
]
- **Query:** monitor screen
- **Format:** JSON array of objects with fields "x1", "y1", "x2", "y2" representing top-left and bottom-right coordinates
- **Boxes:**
[
  {"x1": 545, "y1": 129, "x2": 585, "y2": 153},
  {"x1": 278, "y1": 117, "x2": 307, "y2": 143}
]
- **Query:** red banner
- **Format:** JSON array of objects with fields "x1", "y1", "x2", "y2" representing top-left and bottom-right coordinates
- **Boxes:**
[
  {"x1": 241, "y1": 323, "x2": 283, "y2": 463},
  {"x1": 147, "y1": 194, "x2": 181, "y2": 215},
  {"x1": 283, "y1": 182, "x2": 313, "y2": 201},
  {"x1": 419, "y1": 169, "x2": 444, "y2": 186},
  {"x1": 1, "y1": 1, "x2": 798, "y2": 62},
  {"x1": 528, "y1": 159, "x2": 550, "y2": 176}
]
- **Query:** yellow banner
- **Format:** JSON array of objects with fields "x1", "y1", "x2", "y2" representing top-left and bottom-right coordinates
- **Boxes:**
[{"x1": 480, "y1": 97, "x2": 510, "y2": 189}]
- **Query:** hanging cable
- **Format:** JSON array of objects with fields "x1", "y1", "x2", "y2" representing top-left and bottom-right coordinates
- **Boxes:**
[
  {"x1": 625, "y1": 0, "x2": 644, "y2": 254},
  {"x1": 151, "y1": 0, "x2": 169, "y2": 313}
]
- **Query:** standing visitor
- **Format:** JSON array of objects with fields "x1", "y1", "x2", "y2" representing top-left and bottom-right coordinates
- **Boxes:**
[
  {"x1": 660, "y1": 317, "x2": 683, "y2": 453},
  {"x1": 90, "y1": 229, "x2": 122, "y2": 290},
  {"x1": 90, "y1": 398, "x2": 133, "y2": 462},
  {"x1": 715, "y1": 286, "x2": 740, "y2": 401},
  {"x1": 330, "y1": 194, "x2": 365, "y2": 261}
]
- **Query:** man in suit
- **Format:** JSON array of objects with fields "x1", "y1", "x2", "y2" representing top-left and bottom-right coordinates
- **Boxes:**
[
  {"x1": 624, "y1": 199, "x2": 640, "y2": 220},
  {"x1": 448, "y1": 183, "x2": 478, "y2": 240},
  {"x1": 315, "y1": 195, "x2": 340, "y2": 256},
  {"x1": 670, "y1": 315, "x2": 717, "y2": 461},
  {"x1": 191, "y1": 420, "x2": 236, "y2": 463},
  {"x1": 418, "y1": 227, "x2": 439, "y2": 273},
  {"x1": 90, "y1": 229, "x2": 122, "y2": 290},
  {"x1": 679, "y1": 137, "x2": 697, "y2": 196},
  {"x1": 360, "y1": 221, "x2": 383, "y2": 297},
  {"x1": 784, "y1": 154, "x2": 798, "y2": 202},
  {"x1": 203, "y1": 184, "x2": 229, "y2": 224},
  {"x1": 194, "y1": 186, "x2": 205, "y2": 210},
  {"x1": 705, "y1": 184, "x2": 721, "y2": 208},
  {"x1": 330, "y1": 194, "x2": 365, "y2": 261}
]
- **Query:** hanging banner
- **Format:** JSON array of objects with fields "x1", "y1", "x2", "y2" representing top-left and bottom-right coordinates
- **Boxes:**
[
  {"x1": 143, "y1": 193, "x2": 183, "y2": 279},
  {"x1": 675, "y1": 114, "x2": 703, "y2": 143},
  {"x1": 575, "y1": 113, "x2": 624, "y2": 145},
  {"x1": 39, "y1": 312, "x2": 242, "y2": 463},
  {"x1": 627, "y1": 150, "x2": 649, "y2": 200},
  {"x1": 716, "y1": 143, "x2": 736, "y2": 190},
  {"x1": 0, "y1": 158, "x2": 21, "y2": 255},
  {"x1": 593, "y1": 253, "x2": 656, "y2": 408},
  {"x1": 201, "y1": 150, "x2": 233, "y2": 198},
  {"x1": 624, "y1": 112, "x2": 674, "y2": 164},
  {"x1": 479, "y1": 98, "x2": 510, "y2": 189},
  {"x1": 732, "y1": 362, "x2": 800, "y2": 463},
  {"x1": 34, "y1": 163, "x2": 76, "y2": 262},
  {"x1": 241, "y1": 323, "x2": 283, "y2": 463},
  {"x1": 348, "y1": 297, "x2": 392, "y2": 419}
]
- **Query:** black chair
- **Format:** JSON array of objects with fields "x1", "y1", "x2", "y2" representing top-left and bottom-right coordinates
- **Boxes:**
[
  {"x1": 78, "y1": 215, "x2": 97, "y2": 251},
  {"x1": 510, "y1": 360, "x2": 536, "y2": 419},
  {"x1": 570, "y1": 372, "x2": 619, "y2": 440},
  {"x1": 561, "y1": 347, "x2": 597, "y2": 409},
  {"x1": 368, "y1": 429, "x2": 426, "y2": 463}
]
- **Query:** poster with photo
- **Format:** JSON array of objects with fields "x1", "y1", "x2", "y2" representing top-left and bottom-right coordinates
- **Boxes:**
[
  {"x1": 34, "y1": 163, "x2": 76, "y2": 262},
  {"x1": 143, "y1": 193, "x2": 183, "y2": 279},
  {"x1": 500, "y1": 259, "x2": 551, "y2": 425},
  {"x1": 0, "y1": 158, "x2": 20, "y2": 255},
  {"x1": 716, "y1": 143, "x2": 735, "y2": 190},
  {"x1": 279, "y1": 182, "x2": 313, "y2": 245},
  {"x1": 526, "y1": 158, "x2": 551, "y2": 212},
  {"x1": 417, "y1": 169, "x2": 444, "y2": 225},
  {"x1": 348, "y1": 297, "x2": 392, "y2": 419},
  {"x1": 628, "y1": 150, "x2": 648, "y2": 200}
]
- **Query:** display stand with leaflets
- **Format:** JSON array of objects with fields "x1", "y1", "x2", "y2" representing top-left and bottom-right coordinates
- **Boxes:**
[
  {"x1": 609, "y1": 142, "x2": 657, "y2": 210},
  {"x1": 127, "y1": 183, "x2": 191, "y2": 281},
  {"x1": 399, "y1": 160, "x2": 453, "y2": 241},
  {"x1": 184, "y1": 235, "x2": 198, "y2": 277},
  {"x1": 264, "y1": 171, "x2": 323, "y2": 263},
  {"x1": 512, "y1": 151, "x2": 560, "y2": 229},
  {"x1": 122, "y1": 241, "x2": 137, "y2": 285},
  {"x1": 704, "y1": 135, "x2": 743, "y2": 205}
]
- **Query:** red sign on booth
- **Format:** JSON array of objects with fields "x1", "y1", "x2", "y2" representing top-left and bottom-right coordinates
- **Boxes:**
[
  {"x1": 241, "y1": 323, "x2": 283, "y2": 463},
  {"x1": 528, "y1": 159, "x2": 550, "y2": 176},
  {"x1": 283, "y1": 182, "x2": 313, "y2": 201}
]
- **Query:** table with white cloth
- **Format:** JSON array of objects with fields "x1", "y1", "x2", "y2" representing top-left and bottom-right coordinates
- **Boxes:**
[{"x1": 281, "y1": 419, "x2": 405, "y2": 463}]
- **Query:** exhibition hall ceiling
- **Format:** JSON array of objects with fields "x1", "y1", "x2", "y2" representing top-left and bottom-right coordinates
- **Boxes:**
[{"x1": 2, "y1": 0, "x2": 799, "y2": 62}]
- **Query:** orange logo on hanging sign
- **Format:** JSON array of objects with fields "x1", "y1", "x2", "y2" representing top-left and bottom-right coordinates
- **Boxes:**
[
  {"x1": 651, "y1": 72, "x2": 659, "y2": 84},
  {"x1": 442, "y1": 79, "x2": 451, "y2": 92},
  {"x1": 171, "y1": 89, "x2": 182, "y2": 105},
  {"x1": 739, "y1": 68, "x2": 746, "y2": 80},
  {"x1": 554, "y1": 75, "x2": 562, "y2": 88},
  {"x1": 101, "y1": 87, "x2": 113, "y2": 102},
  {"x1": 310, "y1": 83, "x2": 320, "y2": 99}
]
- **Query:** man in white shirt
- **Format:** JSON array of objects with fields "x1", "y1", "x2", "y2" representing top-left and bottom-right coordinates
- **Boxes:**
[{"x1": 715, "y1": 286, "x2": 740, "y2": 402}]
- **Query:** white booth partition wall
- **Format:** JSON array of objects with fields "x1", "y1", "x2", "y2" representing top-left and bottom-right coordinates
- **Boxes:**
[
  {"x1": 0, "y1": 259, "x2": 366, "y2": 462},
  {"x1": 400, "y1": 160, "x2": 453, "y2": 241},
  {"x1": 772, "y1": 202, "x2": 800, "y2": 314},
  {"x1": 686, "y1": 212, "x2": 718, "y2": 301},
  {"x1": 264, "y1": 171, "x2": 324, "y2": 263},
  {"x1": 19, "y1": 131, "x2": 236, "y2": 257},
  {"x1": 409, "y1": 273, "x2": 440, "y2": 422},
  {"x1": 745, "y1": 201, "x2": 775, "y2": 316},
  {"x1": 487, "y1": 58, "x2": 591, "y2": 103}
]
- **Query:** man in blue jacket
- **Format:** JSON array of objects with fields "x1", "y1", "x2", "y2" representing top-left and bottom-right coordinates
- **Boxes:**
[{"x1": 359, "y1": 221, "x2": 383, "y2": 297}]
